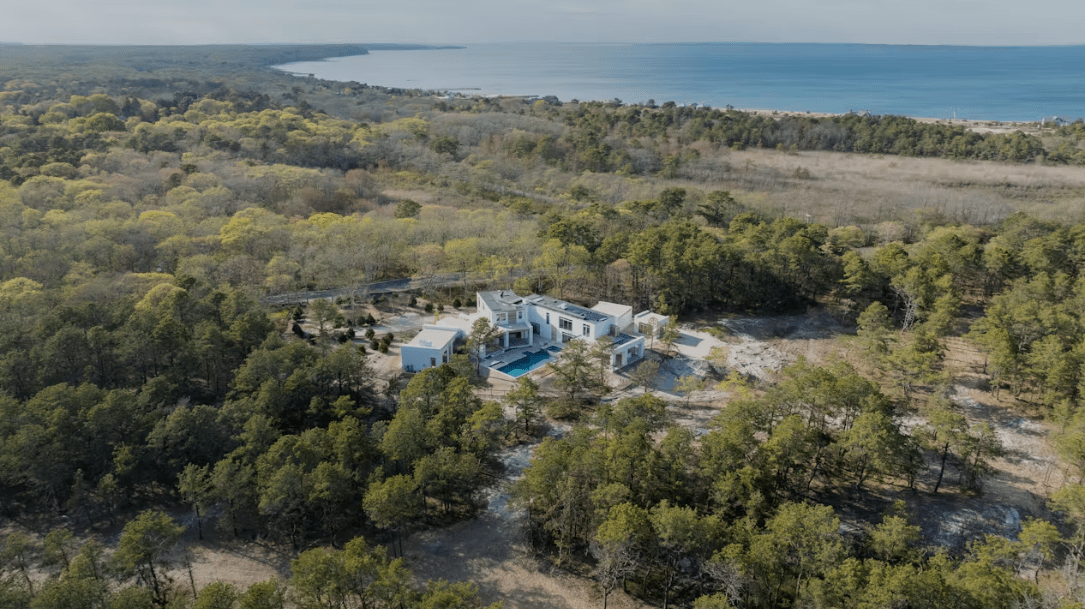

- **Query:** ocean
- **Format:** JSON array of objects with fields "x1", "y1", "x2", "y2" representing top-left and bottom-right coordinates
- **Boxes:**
[{"x1": 275, "y1": 43, "x2": 1085, "y2": 122}]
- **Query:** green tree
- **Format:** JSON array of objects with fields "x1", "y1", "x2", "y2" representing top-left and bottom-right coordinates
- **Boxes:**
[
  {"x1": 238, "y1": 580, "x2": 286, "y2": 609},
  {"x1": 675, "y1": 375, "x2": 704, "y2": 406},
  {"x1": 394, "y1": 199, "x2": 422, "y2": 219},
  {"x1": 1, "y1": 532, "x2": 37, "y2": 595},
  {"x1": 749, "y1": 502, "x2": 843, "y2": 605},
  {"x1": 959, "y1": 422, "x2": 1002, "y2": 492},
  {"x1": 921, "y1": 404, "x2": 969, "y2": 493},
  {"x1": 650, "y1": 500, "x2": 715, "y2": 609},
  {"x1": 698, "y1": 191, "x2": 737, "y2": 228},
  {"x1": 467, "y1": 318, "x2": 500, "y2": 377},
  {"x1": 593, "y1": 503, "x2": 651, "y2": 609},
  {"x1": 430, "y1": 135, "x2": 459, "y2": 156},
  {"x1": 363, "y1": 475, "x2": 419, "y2": 558},
  {"x1": 42, "y1": 528, "x2": 77, "y2": 571},
  {"x1": 111, "y1": 510, "x2": 185, "y2": 606},
  {"x1": 630, "y1": 359, "x2": 659, "y2": 394},
  {"x1": 868, "y1": 502, "x2": 921, "y2": 563},
  {"x1": 856, "y1": 301, "x2": 893, "y2": 362},
  {"x1": 193, "y1": 582, "x2": 239, "y2": 609},
  {"x1": 177, "y1": 464, "x2": 213, "y2": 540},
  {"x1": 505, "y1": 376, "x2": 542, "y2": 434},
  {"x1": 307, "y1": 299, "x2": 341, "y2": 346},
  {"x1": 658, "y1": 316, "x2": 681, "y2": 356},
  {"x1": 838, "y1": 410, "x2": 908, "y2": 491},
  {"x1": 549, "y1": 339, "x2": 603, "y2": 403}
]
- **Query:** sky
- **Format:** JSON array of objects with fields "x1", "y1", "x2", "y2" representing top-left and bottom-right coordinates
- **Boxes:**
[{"x1": 2, "y1": 0, "x2": 1083, "y2": 47}]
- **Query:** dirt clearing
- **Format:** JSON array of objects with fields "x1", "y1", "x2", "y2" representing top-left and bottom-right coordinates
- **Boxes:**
[{"x1": 402, "y1": 437, "x2": 649, "y2": 609}]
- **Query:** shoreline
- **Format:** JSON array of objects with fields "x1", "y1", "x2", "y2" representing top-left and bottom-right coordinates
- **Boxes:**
[
  {"x1": 273, "y1": 58, "x2": 1046, "y2": 134},
  {"x1": 274, "y1": 49, "x2": 1059, "y2": 130},
  {"x1": 735, "y1": 107, "x2": 1042, "y2": 134}
]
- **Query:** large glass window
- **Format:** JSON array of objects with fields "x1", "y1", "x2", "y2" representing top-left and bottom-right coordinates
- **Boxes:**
[
  {"x1": 582, "y1": 324, "x2": 590, "y2": 336},
  {"x1": 559, "y1": 318, "x2": 572, "y2": 331}
]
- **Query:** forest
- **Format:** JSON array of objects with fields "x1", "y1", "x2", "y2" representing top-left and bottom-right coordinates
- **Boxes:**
[{"x1": 2, "y1": 44, "x2": 1085, "y2": 608}]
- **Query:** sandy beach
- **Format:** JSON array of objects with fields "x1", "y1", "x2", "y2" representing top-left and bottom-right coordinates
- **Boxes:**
[{"x1": 729, "y1": 107, "x2": 1045, "y2": 135}]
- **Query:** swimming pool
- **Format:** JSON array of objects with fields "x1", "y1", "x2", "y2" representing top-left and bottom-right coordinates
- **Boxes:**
[{"x1": 496, "y1": 349, "x2": 554, "y2": 377}]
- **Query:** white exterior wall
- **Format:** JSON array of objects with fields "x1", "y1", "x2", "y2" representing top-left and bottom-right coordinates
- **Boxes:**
[
  {"x1": 401, "y1": 344, "x2": 452, "y2": 372},
  {"x1": 477, "y1": 293, "x2": 526, "y2": 328},
  {"x1": 609, "y1": 336, "x2": 645, "y2": 368},
  {"x1": 592, "y1": 302, "x2": 634, "y2": 334},
  {"x1": 401, "y1": 326, "x2": 461, "y2": 372},
  {"x1": 477, "y1": 296, "x2": 494, "y2": 321},
  {"x1": 634, "y1": 311, "x2": 671, "y2": 338},
  {"x1": 528, "y1": 307, "x2": 556, "y2": 341},
  {"x1": 527, "y1": 307, "x2": 609, "y2": 342}
]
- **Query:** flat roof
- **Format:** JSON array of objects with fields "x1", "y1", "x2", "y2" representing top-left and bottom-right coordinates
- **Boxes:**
[
  {"x1": 477, "y1": 290, "x2": 523, "y2": 313},
  {"x1": 526, "y1": 294, "x2": 609, "y2": 322},
  {"x1": 435, "y1": 315, "x2": 475, "y2": 333},
  {"x1": 592, "y1": 301, "x2": 632, "y2": 318},
  {"x1": 407, "y1": 327, "x2": 460, "y2": 349},
  {"x1": 635, "y1": 311, "x2": 670, "y2": 325}
]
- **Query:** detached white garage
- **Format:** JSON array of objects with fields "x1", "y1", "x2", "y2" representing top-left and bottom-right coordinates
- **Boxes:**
[
  {"x1": 634, "y1": 311, "x2": 671, "y2": 338},
  {"x1": 401, "y1": 326, "x2": 462, "y2": 372}
]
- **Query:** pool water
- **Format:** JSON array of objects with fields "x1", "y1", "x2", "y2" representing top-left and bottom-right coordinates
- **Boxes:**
[{"x1": 497, "y1": 349, "x2": 554, "y2": 377}]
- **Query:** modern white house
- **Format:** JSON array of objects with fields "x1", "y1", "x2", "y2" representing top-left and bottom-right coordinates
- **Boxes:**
[
  {"x1": 400, "y1": 325, "x2": 463, "y2": 373},
  {"x1": 399, "y1": 291, "x2": 664, "y2": 374},
  {"x1": 474, "y1": 290, "x2": 647, "y2": 371}
]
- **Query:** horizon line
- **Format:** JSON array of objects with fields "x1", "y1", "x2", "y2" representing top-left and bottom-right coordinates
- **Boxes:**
[{"x1": 5, "y1": 41, "x2": 1085, "y2": 49}]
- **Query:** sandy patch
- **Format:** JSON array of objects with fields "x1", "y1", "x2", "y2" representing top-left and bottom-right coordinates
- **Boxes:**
[
  {"x1": 383, "y1": 189, "x2": 438, "y2": 203},
  {"x1": 402, "y1": 436, "x2": 649, "y2": 609}
]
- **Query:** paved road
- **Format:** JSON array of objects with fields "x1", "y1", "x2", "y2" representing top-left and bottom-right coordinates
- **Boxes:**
[{"x1": 258, "y1": 274, "x2": 466, "y2": 306}]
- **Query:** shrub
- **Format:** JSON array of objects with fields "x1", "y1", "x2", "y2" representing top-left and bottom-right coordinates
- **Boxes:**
[
  {"x1": 371, "y1": 339, "x2": 380, "y2": 351},
  {"x1": 425, "y1": 302, "x2": 434, "y2": 313},
  {"x1": 365, "y1": 328, "x2": 376, "y2": 340},
  {"x1": 544, "y1": 398, "x2": 585, "y2": 422},
  {"x1": 394, "y1": 198, "x2": 422, "y2": 218},
  {"x1": 453, "y1": 298, "x2": 462, "y2": 308},
  {"x1": 378, "y1": 342, "x2": 389, "y2": 354}
]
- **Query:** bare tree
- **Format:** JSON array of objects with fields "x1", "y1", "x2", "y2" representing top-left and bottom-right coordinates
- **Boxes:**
[{"x1": 590, "y1": 539, "x2": 638, "y2": 609}]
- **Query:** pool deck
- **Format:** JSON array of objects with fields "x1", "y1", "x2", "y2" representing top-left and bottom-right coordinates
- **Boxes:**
[{"x1": 484, "y1": 340, "x2": 564, "y2": 378}]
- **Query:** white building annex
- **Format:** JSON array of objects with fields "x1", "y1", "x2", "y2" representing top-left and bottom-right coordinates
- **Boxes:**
[{"x1": 400, "y1": 325, "x2": 463, "y2": 373}]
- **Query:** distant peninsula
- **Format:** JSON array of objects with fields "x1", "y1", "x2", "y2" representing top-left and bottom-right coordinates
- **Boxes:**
[{"x1": 0, "y1": 43, "x2": 458, "y2": 77}]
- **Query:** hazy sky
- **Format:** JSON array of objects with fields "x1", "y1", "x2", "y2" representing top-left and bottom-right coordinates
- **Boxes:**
[{"x1": 2, "y1": 0, "x2": 1083, "y2": 47}]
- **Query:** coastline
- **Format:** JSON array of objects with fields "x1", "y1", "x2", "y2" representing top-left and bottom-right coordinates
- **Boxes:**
[
  {"x1": 274, "y1": 43, "x2": 1070, "y2": 128},
  {"x1": 736, "y1": 108, "x2": 1041, "y2": 135},
  {"x1": 272, "y1": 55, "x2": 1045, "y2": 134}
]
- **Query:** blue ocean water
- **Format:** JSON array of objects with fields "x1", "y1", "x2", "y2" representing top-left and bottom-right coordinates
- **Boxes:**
[{"x1": 276, "y1": 43, "x2": 1085, "y2": 122}]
